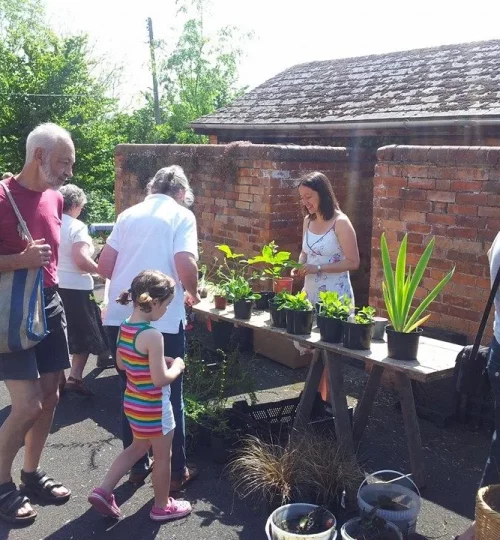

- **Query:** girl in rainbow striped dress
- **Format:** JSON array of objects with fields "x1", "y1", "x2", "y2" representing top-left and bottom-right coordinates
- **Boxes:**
[{"x1": 88, "y1": 270, "x2": 191, "y2": 522}]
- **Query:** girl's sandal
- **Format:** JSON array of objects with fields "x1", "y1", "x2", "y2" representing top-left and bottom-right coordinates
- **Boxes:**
[
  {"x1": 150, "y1": 497, "x2": 192, "y2": 522},
  {"x1": 88, "y1": 488, "x2": 121, "y2": 518},
  {"x1": 0, "y1": 481, "x2": 37, "y2": 524},
  {"x1": 20, "y1": 469, "x2": 71, "y2": 503}
]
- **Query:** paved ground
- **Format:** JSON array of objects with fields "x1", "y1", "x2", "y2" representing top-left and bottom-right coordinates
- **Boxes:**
[{"x1": 0, "y1": 330, "x2": 486, "y2": 540}]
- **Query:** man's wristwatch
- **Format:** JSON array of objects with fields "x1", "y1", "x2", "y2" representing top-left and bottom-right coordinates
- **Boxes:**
[{"x1": 317, "y1": 265, "x2": 322, "y2": 273}]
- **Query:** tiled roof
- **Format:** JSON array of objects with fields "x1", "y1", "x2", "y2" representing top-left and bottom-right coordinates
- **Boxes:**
[{"x1": 192, "y1": 40, "x2": 500, "y2": 129}]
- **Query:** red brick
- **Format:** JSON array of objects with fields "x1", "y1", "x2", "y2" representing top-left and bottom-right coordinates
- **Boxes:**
[
  {"x1": 400, "y1": 210, "x2": 426, "y2": 223},
  {"x1": 456, "y1": 193, "x2": 488, "y2": 205},
  {"x1": 407, "y1": 178, "x2": 436, "y2": 190},
  {"x1": 403, "y1": 200, "x2": 434, "y2": 212},
  {"x1": 407, "y1": 223, "x2": 432, "y2": 234},
  {"x1": 426, "y1": 213, "x2": 456, "y2": 225},
  {"x1": 478, "y1": 206, "x2": 499, "y2": 218},
  {"x1": 427, "y1": 191, "x2": 456, "y2": 203},
  {"x1": 400, "y1": 188, "x2": 426, "y2": 200},
  {"x1": 450, "y1": 180, "x2": 483, "y2": 191},
  {"x1": 435, "y1": 180, "x2": 451, "y2": 191},
  {"x1": 447, "y1": 204, "x2": 478, "y2": 216}
]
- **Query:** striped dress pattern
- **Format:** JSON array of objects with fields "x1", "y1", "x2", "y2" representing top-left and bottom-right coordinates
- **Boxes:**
[{"x1": 117, "y1": 320, "x2": 163, "y2": 439}]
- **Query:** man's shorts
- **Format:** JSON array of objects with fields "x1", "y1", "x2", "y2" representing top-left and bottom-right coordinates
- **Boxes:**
[{"x1": 0, "y1": 288, "x2": 70, "y2": 381}]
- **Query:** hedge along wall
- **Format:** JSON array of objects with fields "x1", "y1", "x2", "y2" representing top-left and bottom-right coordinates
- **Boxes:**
[
  {"x1": 371, "y1": 145, "x2": 500, "y2": 343},
  {"x1": 114, "y1": 143, "x2": 375, "y2": 305}
]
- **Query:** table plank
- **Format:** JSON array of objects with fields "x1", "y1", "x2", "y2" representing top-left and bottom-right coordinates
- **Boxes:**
[{"x1": 193, "y1": 301, "x2": 463, "y2": 383}]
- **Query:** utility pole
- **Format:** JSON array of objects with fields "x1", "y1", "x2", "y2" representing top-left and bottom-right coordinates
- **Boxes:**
[{"x1": 147, "y1": 17, "x2": 161, "y2": 125}]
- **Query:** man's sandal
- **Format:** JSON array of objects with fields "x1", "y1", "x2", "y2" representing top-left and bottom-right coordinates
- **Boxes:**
[
  {"x1": 0, "y1": 481, "x2": 37, "y2": 524},
  {"x1": 170, "y1": 465, "x2": 199, "y2": 492},
  {"x1": 20, "y1": 469, "x2": 71, "y2": 503}
]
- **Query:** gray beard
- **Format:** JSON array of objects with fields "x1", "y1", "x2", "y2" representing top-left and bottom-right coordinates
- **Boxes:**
[{"x1": 41, "y1": 161, "x2": 65, "y2": 189}]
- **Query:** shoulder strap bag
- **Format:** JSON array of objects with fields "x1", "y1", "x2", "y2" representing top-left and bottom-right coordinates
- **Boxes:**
[{"x1": 0, "y1": 181, "x2": 48, "y2": 353}]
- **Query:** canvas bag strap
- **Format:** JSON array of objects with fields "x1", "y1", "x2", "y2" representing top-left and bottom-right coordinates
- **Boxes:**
[
  {"x1": 470, "y1": 264, "x2": 500, "y2": 360},
  {"x1": 0, "y1": 181, "x2": 34, "y2": 244}
]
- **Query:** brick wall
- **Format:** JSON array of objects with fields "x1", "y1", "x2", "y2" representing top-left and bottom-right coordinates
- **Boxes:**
[
  {"x1": 114, "y1": 143, "x2": 375, "y2": 305},
  {"x1": 370, "y1": 145, "x2": 500, "y2": 343}
]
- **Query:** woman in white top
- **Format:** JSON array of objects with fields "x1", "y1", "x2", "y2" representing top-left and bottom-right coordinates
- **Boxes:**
[
  {"x1": 58, "y1": 185, "x2": 108, "y2": 395},
  {"x1": 294, "y1": 171, "x2": 360, "y2": 304}
]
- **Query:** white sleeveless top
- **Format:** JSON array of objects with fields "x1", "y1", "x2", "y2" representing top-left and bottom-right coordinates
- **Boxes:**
[{"x1": 302, "y1": 217, "x2": 354, "y2": 305}]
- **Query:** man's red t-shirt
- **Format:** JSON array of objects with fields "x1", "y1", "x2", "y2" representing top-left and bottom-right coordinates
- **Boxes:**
[{"x1": 0, "y1": 176, "x2": 63, "y2": 288}]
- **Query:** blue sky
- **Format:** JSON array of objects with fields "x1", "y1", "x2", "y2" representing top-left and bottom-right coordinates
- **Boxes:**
[{"x1": 44, "y1": 0, "x2": 500, "y2": 109}]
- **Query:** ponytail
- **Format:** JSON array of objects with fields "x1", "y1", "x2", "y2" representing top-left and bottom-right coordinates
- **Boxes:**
[{"x1": 116, "y1": 290, "x2": 132, "y2": 305}]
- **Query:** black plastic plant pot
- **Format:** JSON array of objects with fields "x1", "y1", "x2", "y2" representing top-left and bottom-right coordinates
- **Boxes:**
[
  {"x1": 269, "y1": 302, "x2": 287, "y2": 328},
  {"x1": 254, "y1": 291, "x2": 275, "y2": 310},
  {"x1": 386, "y1": 325, "x2": 423, "y2": 360},
  {"x1": 342, "y1": 321, "x2": 373, "y2": 350},
  {"x1": 233, "y1": 299, "x2": 253, "y2": 320},
  {"x1": 286, "y1": 309, "x2": 314, "y2": 335},
  {"x1": 212, "y1": 320, "x2": 233, "y2": 351},
  {"x1": 317, "y1": 315, "x2": 343, "y2": 343}
]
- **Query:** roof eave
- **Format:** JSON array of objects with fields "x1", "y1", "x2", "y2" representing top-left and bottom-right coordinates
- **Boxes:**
[{"x1": 191, "y1": 116, "x2": 500, "y2": 135}]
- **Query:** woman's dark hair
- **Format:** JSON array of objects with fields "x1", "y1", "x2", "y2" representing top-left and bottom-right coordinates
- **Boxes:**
[
  {"x1": 299, "y1": 171, "x2": 340, "y2": 220},
  {"x1": 116, "y1": 270, "x2": 175, "y2": 313}
]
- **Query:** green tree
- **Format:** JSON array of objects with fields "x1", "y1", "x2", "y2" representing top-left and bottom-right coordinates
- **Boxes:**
[
  {"x1": 0, "y1": 0, "x2": 120, "y2": 221},
  {"x1": 156, "y1": 0, "x2": 249, "y2": 143}
]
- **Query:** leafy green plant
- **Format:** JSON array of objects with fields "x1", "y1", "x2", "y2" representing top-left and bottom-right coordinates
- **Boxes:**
[
  {"x1": 317, "y1": 291, "x2": 352, "y2": 320},
  {"x1": 209, "y1": 281, "x2": 228, "y2": 298},
  {"x1": 224, "y1": 276, "x2": 261, "y2": 302},
  {"x1": 381, "y1": 233, "x2": 455, "y2": 333},
  {"x1": 278, "y1": 291, "x2": 313, "y2": 312},
  {"x1": 349, "y1": 306, "x2": 376, "y2": 325},
  {"x1": 184, "y1": 332, "x2": 256, "y2": 446},
  {"x1": 247, "y1": 241, "x2": 299, "y2": 280},
  {"x1": 215, "y1": 244, "x2": 249, "y2": 281},
  {"x1": 269, "y1": 290, "x2": 289, "y2": 308}
]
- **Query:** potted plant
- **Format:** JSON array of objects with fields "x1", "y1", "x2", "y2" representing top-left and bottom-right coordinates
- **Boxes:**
[
  {"x1": 248, "y1": 241, "x2": 299, "y2": 294},
  {"x1": 342, "y1": 306, "x2": 376, "y2": 350},
  {"x1": 316, "y1": 291, "x2": 351, "y2": 343},
  {"x1": 268, "y1": 290, "x2": 289, "y2": 328},
  {"x1": 279, "y1": 291, "x2": 314, "y2": 335},
  {"x1": 341, "y1": 511, "x2": 402, "y2": 540},
  {"x1": 225, "y1": 275, "x2": 261, "y2": 320},
  {"x1": 211, "y1": 282, "x2": 228, "y2": 310},
  {"x1": 380, "y1": 233, "x2": 455, "y2": 360}
]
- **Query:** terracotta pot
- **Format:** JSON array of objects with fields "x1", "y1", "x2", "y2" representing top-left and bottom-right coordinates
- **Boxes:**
[
  {"x1": 273, "y1": 277, "x2": 293, "y2": 293},
  {"x1": 214, "y1": 295, "x2": 227, "y2": 310}
]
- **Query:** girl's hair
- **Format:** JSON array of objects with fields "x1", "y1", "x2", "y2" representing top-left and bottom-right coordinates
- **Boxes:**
[
  {"x1": 116, "y1": 270, "x2": 175, "y2": 313},
  {"x1": 299, "y1": 171, "x2": 340, "y2": 221},
  {"x1": 146, "y1": 165, "x2": 194, "y2": 207}
]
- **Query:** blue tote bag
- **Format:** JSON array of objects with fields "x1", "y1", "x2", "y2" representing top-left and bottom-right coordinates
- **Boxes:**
[{"x1": 0, "y1": 182, "x2": 48, "y2": 353}]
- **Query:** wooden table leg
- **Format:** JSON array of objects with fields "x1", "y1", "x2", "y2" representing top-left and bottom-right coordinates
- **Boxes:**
[
  {"x1": 352, "y1": 365, "x2": 384, "y2": 445},
  {"x1": 292, "y1": 348, "x2": 324, "y2": 431},
  {"x1": 394, "y1": 371, "x2": 427, "y2": 489},
  {"x1": 324, "y1": 350, "x2": 355, "y2": 455}
]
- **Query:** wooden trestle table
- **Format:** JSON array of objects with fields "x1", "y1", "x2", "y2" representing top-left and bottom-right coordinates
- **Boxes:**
[{"x1": 192, "y1": 300, "x2": 463, "y2": 488}]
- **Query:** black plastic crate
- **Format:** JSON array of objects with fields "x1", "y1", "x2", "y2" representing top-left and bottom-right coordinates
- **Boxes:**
[{"x1": 230, "y1": 393, "x2": 351, "y2": 440}]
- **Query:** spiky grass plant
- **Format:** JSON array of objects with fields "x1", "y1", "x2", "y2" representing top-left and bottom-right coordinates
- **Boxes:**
[
  {"x1": 228, "y1": 431, "x2": 362, "y2": 509},
  {"x1": 381, "y1": 233, "x2": 455, "y2": 333}
]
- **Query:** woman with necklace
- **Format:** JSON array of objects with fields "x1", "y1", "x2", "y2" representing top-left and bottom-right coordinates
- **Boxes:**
[{"x1": 295, "y1": 171, "x2": 360, "y2": 305}]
